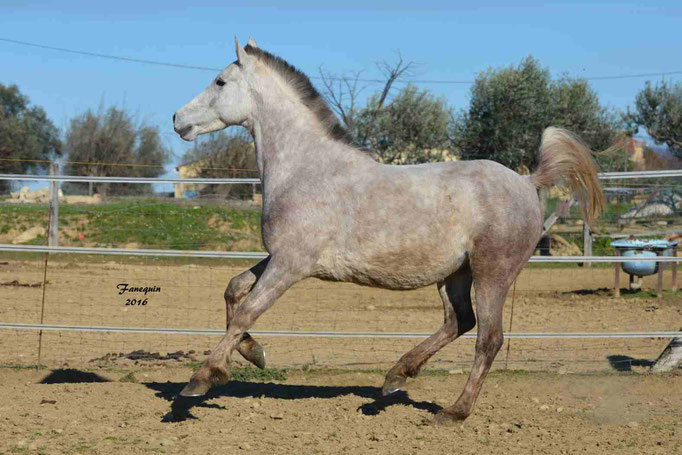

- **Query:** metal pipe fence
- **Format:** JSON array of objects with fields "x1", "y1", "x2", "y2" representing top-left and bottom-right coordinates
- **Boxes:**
[
  {"x1": 1, "y1": 170, "x2": 680, "y2": 371},
  {"x1": 2, "y1": 169, "x2": 681, "y2": 183}
]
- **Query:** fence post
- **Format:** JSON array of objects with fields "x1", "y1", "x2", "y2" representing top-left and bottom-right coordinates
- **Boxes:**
[
  {"x1": 672, "y1": 245, "x2": 678, "y2": 293},
  {"x1": 583, "y1": 222, "x2": 592, "y2": 268},
  {"x1": 614, "y1": 249, "x2": 621, "y2": 297},
  {"x1": 48, "y1": 163, "x2": 59, "y2": 247}
]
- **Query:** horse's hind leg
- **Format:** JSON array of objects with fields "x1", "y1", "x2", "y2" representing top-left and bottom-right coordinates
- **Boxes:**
[
  {"x1": 435, "y1": 270, "x2": 510, "y2": 423},
  {"x1": 225, "y1": 257, "x2": 270, "y2": 369},
  {"x1": 382, "y1": 266, "x2": 475, "y2": 395}
]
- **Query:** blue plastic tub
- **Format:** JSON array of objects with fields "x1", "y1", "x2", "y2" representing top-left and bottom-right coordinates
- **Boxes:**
[
  {"x1": 621, "y1": 250, "x2": 658, "y2": 276},
  {"x1": 610, "y1": 239, "x2": 678, "y2": 277}
]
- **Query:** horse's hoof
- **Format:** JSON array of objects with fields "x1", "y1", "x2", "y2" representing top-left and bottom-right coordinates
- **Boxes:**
[
  {"x1": 243, "y1": 343, "x2": 266, "y2": 370},
  {"x1": 382, "y1": 387, "x2": 403, "y2": 396},
  {"x1": 381, "y1": 375, "x2": 406, "y2": 396},
  {"x1": 433, "y1": 409, "x2": 469, "y2": 425},
  {"x1": 179, "y1": 379, "x2": 211, "y2": 397}
]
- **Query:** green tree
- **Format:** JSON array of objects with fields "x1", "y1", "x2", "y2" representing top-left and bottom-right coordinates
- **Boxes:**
[
  {"x1": 355, "y1": 85, "x2": 452, "y2": 164},
  {"x1": 63, "y1": 106, "x2": 170, "y2": 195},
  {"x1": 180, "y1": 130, "x2": 257, "y2": 199},
  {"x1": 0, "y1": 83, "x2": 61, "y2": 192},
  {"x1": 321, "y1": 55, "x2": 453, "y2": 163},
  {"x1": 453, "y1": 57, "x2": 622, "y2": 171},
  {"x1": 624, "y1": 80, "x2": 682, "y2": 159}
]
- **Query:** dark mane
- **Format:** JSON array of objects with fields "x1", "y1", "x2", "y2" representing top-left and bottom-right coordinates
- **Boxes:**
[{"x1": 244, "y1": 44, "x2": 354, "y2": 145}]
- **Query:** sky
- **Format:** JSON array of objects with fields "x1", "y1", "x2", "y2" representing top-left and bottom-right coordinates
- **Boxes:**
[{"x1": 1, "y1": 0, "x2": 682, "y2": 178}]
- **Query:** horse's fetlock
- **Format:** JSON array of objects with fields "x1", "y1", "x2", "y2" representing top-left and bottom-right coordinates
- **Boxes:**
[{"x1": 208, "y1": 365, "x2": 230, "y2": 385}]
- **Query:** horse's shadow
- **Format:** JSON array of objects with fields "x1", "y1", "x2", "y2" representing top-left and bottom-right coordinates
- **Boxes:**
[{"x1": 144, "y1": 381, "x2": 442, "y2": 422}]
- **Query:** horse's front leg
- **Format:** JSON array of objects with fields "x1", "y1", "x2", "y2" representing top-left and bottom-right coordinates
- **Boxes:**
[
  {"x1": 225, "y1": 257, "x2": 270, "y2": 368},
  {"x1": 180, "y1": 258, "x2": 302, "y2": 397}
]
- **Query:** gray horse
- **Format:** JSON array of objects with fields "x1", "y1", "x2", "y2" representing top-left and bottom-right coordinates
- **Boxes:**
[{"x1": 173, "y1": 37, "x2": 603, "y2": 422}]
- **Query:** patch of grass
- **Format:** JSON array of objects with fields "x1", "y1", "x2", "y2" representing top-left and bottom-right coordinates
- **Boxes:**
[
  {"x1": 67, "y1": 441, "x2": 93, "y2": 453},
  {"x1": 601, "y1": 201, "x2": 635, "y2": 221},
  {"x1": 0, "y1": 363, "x2": 47, "y2": 370},
  {"x1": 231, "y1": 367, "x2": 287, "y2": 381},
  {"x1": 619, "y1": 289, "x2": 682, "y2": 301},
  {"x1": 0, "y1": 200, "x2": 263, "y2": 251},
  {"x1": 187, "y1": 364, "x2": 288, "y2": 381},
  {"x1": 488, "y1": 369, "x2": 531, "y2": 377},
  {"x1": 118, "y1": 372, "x2": 137, "y2": 383}
]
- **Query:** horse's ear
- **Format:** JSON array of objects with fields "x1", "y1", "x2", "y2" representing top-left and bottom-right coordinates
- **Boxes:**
[
  {"x1": 235, "y1": 37, "x2": 248, "y2": 64},
  {"x1": 247, "y1": 37, "x2": 258, "y2": 48}
]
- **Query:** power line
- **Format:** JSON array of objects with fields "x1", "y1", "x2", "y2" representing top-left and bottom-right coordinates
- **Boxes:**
[
  {"x1": 3, "y1": 37, "x2": 682, "y2": 85},
  {"x1": 0, "y1": 37, "x2": 222, "y2": 72}
]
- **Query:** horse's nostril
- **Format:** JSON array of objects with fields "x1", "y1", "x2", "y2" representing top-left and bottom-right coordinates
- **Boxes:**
[{"x1": 173, "y1": 113, "x2": 176, "y2": 123}]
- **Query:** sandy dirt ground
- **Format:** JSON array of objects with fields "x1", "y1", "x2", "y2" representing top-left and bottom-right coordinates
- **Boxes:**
[
  {"x1": 1, "y1": 259, "x2": 681, "y2": 454},
  {"x1": 0, "y1": 366, "x2": 680, "y2": 455},
  {"x1": 1, "y1": 258, "x2": 681, "y2": 372}
]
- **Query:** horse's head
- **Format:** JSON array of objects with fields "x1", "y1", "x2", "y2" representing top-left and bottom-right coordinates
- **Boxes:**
[{"x1": 173, "y1": 37, "x2": 258, "y2": 141}]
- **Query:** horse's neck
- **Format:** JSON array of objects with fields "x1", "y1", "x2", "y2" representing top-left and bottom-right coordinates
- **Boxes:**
[{"x1": 251, "y1": 103, "x2": 366, "y2": 193}]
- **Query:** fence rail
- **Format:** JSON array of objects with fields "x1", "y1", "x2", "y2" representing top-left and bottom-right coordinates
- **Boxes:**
[
  {"x1": 0, "y1": 244, "x2": 679, "y2": 263},
  {"x1": 1, "y1": 322, "x2": 680, "y2": 339},
  {"x1": 1, "y1": 169, "x2": 680, "y2": 365},
  {"x1": 1, "y1": 168, "x2": 682, "y2": 184},
  {"x1": 0, "y1": 173, "x2": 261, "y2": 185}
]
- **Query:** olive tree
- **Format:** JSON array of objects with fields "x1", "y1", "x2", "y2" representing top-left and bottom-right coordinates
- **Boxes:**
[{"x1": 0, "y1": 84, "x2": 61, "y2": 192}]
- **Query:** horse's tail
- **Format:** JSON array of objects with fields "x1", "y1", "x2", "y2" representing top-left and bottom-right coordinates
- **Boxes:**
[{"x1": 531, "y1": 127, "x2": 604, "y2": 225}]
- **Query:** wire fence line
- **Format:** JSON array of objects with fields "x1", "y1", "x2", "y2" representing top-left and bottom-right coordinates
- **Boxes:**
[{"x1": 5, "y1": 36, "x2": 682, "y2": 84}]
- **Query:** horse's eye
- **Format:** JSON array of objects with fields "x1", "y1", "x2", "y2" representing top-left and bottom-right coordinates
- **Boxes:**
[{"x1": 215, "y1": 79, "x2": 225, "y2": 87}]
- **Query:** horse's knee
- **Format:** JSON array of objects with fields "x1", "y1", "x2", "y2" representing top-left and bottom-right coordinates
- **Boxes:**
[{"x1": 479, "y1": 329, "x2": 504, "y2": 355}]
